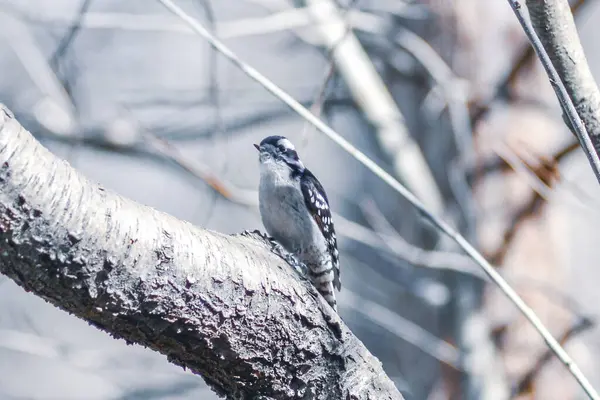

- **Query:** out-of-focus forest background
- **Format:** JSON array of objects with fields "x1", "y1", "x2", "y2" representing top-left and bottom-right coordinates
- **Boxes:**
[{"x1": 1, "y1": 0, "x2": 599, "y2": 399}]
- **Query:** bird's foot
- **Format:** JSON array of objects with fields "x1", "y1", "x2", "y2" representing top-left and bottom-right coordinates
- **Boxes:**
[
  {"x1": 268, "y1": 239, "x2": 308, "y2": 277},
  {"x1": 239, "y1": 230, "x2": 308, "y2": 276}
]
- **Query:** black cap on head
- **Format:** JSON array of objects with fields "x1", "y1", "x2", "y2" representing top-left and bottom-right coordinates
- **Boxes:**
[
  {"x1": 260, "y1": 135, "x2": 296, "y2": 152},
  {"x1": 259, "y1": 135, "x2": 288, "y2": 148},
  {"x1": 256, "y1": 136, "x2": 304, "y2": 170}
]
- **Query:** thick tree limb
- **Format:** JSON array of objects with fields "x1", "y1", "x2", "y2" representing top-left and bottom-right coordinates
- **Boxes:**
[
  {"x1": 526, "y1": 0, "x2": 600, "y2": 155},
  {"x1": 0, "y1": 105, "x2": 403, "y2": 400}
]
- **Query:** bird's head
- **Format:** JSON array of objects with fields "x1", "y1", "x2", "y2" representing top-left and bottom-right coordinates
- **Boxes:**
[{"x1": 254, "y1": 135, "x2": 305, "y2": 174}]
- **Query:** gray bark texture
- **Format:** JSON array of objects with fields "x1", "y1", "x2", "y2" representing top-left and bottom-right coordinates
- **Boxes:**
[
  {"x1": 0, "y1": 105, "x2": 403, "y2": 400},
  {"x1": 527, "y1": 0, "x2": 600, "y2": 153}
]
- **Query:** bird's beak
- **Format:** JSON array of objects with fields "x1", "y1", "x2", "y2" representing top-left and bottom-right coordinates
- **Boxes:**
[{"x1": 253, "y1": 143, "x2": 261, "y2": 151}]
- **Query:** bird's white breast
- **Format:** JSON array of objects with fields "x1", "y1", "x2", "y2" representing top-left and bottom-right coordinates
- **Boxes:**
[{"x1": 258, "y1": 164, "x2": 328, "y2": 263}]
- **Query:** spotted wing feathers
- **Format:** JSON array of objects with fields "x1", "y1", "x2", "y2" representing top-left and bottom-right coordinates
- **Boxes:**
[{"x1": 300, "y1": 169, "x2": 341, "y2": 290}]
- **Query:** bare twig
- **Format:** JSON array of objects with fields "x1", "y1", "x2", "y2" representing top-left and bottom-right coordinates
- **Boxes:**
[
  {"x1": 154, "y1": 3, "x2": 600, "y2": 395},
  {"x1": 300, "y1": 62, "x2": 336, "y2": 150},
  {"x1": 487, "y1": 140, "x2": 600, "y2": 265},
  {"x1": 358, "y1": 199, "x2": 485, "y2": 279},
  {"x1": 493, "y1": 142, "x2": 556, "y2": 202},
  {"x1": 487, "y1": 190, "x2": 544, "y2": 267},
  {"x1": 191, "y1": 0, "x2": 224, "y2": 226},
  {"x1": 512, "y1": 317, "x2": 595, "y2": 398},
  {"x1": 142, "y1": 133, "x2": 258, "y2": 206},
  {"x1": 472, "y1": 139, "x2": 579, "y2": 180},
  {"x1": 298, "y1": 0, "x2": 361, "y2": 150},
  {"x1": 49, "y1": 0, "x2": 93, "y2": 68},
  {"x1": 487, "y1": 141, "x2": 572, "y2": 265}
]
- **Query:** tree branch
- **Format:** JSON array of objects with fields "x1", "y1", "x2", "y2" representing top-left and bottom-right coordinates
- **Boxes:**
[
  {"x1": 526, "y1": 0, "x2": 600, "y2": 153},
  {"x1": 0, "y1": 105, "x2": 403, "y2": 400}
]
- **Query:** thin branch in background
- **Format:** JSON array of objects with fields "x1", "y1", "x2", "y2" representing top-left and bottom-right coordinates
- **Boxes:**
[
  {"x1": 191, "y1": 0, "x2": 223, "y2": 227},
  {"x1": 487, "y1": 189, "x2": 544, "y2": 266},
  {"x1": 300, "y1": 59, "x2": 336, "y2": 150},
  {"x1": 358, "y1": 198, "x2": 486, "y2": 279},
  {"x1": 343, "y1": 289, "x2": 462, "y2": 369},
  {"x1": 471, "y1": 139, "x2": 579, "y2": 182},
  {"x1": 46, "y1": 0, "x2": 92, "y2": 140},
  {"x1": 511, "y1": 317, "x2": 595, "y2": 398},
  {"x1": 487, "y1": 140, "x2": 600, "y2": 265},
  {"x1": 472, "y1": 138, "x2": 591, "y2": 208},
  {"x1": 300, "y1": 0, "x2": 359, "y2": 150},
  {"x1": 486, "y1": 141, "x2": 567, "y2": 265},
  {"x1": 495, "y1": 141, "x2": 557, "y2": 201},
  {"x1": 554, "y1": 139, "x2": 580, "y2": 162},
  {"x1": 0, "y1": 13, "x2": 76, "y2": 136},
  {"x1": 48, "y1": 0, "x2": 93, "y2": 69},
  {"x1": 507, "y1": 0, "x2": 600, "y2": 193},
  {"x1": 142, "y1": 133, "x2": 258, "y2": 206},
  {"x1": 154, "y1": 2, "x2": 599, "y2": 395},
  {"x1": 509, "y1": 276, "x2": 590, "y2": 323},
  {"x1": 152, "y1": 97, "x2": 354, "y2": 142},
  {"x1": 30, "y1": 115, "x2": 261, "y2": 207},
  {"x1": 518, "y1": 143, "x2": 600, "y2": 209}
]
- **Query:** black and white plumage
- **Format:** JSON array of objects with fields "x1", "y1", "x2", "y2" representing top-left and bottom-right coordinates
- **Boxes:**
[{"x1": 255, "y1": 135, "x2": 341, "y2": 311}]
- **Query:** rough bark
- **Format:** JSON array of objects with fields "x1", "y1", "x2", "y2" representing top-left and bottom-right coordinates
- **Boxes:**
[
  {"x1": 526, "y1": 0, "x2": 600, "y2": 154},
  {"x1": 0, "y1": 105, "x2": 403, "y2": 400}
]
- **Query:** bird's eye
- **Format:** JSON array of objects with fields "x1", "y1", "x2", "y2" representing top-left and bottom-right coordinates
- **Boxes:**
[{"x1": 286, "y1": 149, "x2": 298, "y2": 160}]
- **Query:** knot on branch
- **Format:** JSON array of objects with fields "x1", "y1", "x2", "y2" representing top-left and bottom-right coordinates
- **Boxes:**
[{"x1": 1, "y1": 104, "x2": 14, "y2": 122}]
